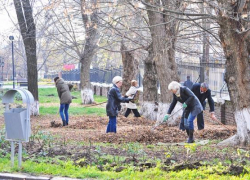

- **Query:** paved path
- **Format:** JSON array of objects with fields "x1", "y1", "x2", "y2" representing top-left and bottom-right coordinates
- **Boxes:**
[{"x1": 0, "y1": 173, "x2": 94, "y2": 180}]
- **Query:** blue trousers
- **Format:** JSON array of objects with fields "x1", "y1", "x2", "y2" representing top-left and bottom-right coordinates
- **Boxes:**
[
  {"x1": 184, "y1": 113, "x2": 196, "y2": 130},
  {"x1": 60, "y1": 104, "x2": 70, "y2": 124},
  {"x1": 106, "y1": 116, "x2": 117, "y2": 133}
]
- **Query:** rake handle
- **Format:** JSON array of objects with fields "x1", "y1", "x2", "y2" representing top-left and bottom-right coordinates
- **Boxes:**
[{"x1": 151, "y1": 107, "x2": 183, "y2": 130}]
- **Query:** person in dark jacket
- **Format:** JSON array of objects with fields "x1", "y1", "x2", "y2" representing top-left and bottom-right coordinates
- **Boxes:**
[
  {"x1": 191, "y1": 82, "x2": 217, "y2": 130},
  {"x1": 106, "y1": 76, "x2": 132, "y2": 133},
  {"x1": 54, "y1": 77, "x2": 72, "y2": 126},
  {"x1": 183, "y1": 75, "x2": 193, "y2": 89},
  {"x1": 163, "y1": 81, "x2": 203, "y2": 143}
]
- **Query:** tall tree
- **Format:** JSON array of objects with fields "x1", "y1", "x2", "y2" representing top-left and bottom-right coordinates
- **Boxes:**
[
  {"x1": 13, "y1": 0, "x2": 39, "y2": 115},
  {"x1": 80, "y1": 0, "x2": 100, "y2": 104},
  {"x1": 212, "y1": 0, "x2": 250, "y2": 146},
  {"x1": 144, "y1": 0, "x2": 184, "y2": 122},
  {"x1": 140, "y1": 44, "x2": 159, "y2": 120}
]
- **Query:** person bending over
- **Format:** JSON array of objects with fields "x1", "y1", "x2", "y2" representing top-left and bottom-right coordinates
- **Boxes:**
[
  {"x1": 163, "y1": 81, "x2": 203, "y2": 143},
  {"x1": 191, "y1": 82, "x2": 217, "y2": 130},
  {"x1": 54, "y1": 77, "x2": 72, "y2": 126}
]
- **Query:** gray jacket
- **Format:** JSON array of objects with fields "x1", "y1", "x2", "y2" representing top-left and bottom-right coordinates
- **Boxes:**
[{"x1": 55, "y1": 78, "x2": 72, "y2": 104}]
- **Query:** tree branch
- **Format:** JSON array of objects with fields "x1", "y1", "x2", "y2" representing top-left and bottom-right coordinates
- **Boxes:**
[
  {"x1": 140, "y1": 0, "x2": 216, "y2": 19},
  {"x1": 236, "y1": 0, "x2": 246, "y2": 13}
]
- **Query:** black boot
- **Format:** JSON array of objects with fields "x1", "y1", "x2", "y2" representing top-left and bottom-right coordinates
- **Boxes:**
[
  {"x1": 186, "y1": 129, "x2": 189, "y2": 136},
  {"x1": 187, "y1": 130, "x2": 194, "y2": 143},
  {"x1": 62, "y1": 120, "x2": 66, "y2": 126},
  {"x1": 66, "y1": 121, "x2": 68, "y2": 126}
]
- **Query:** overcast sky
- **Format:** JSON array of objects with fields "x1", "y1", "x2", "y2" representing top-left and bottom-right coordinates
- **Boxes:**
[{"x1": 0, "y1": 2, "x2": 18, "y2": 47}]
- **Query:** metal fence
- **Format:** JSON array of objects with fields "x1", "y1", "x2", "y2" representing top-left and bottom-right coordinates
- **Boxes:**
[
  {"x1": 44, "y1": 67, "x2": 142, "y2": 86},
  {"x1": 44, "y1": 61, "x2": 228, "y2": 96}
]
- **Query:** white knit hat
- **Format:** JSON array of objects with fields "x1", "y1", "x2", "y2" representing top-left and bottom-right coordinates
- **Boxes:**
[{"x1": 112, "y1": 76, "x2": 122, "y2": 84}]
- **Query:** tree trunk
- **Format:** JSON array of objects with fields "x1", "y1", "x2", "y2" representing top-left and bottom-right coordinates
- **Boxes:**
[
  {"x1": 140, "y1": 44, "x2": 158, "y2": 120},
  {"x1": 120, "y1": 42, "x2": 139, "y2": 95},
  {"x1": 119, "y1": 42, "x2": 139, "y2": 115},
  {"x1": 14, "y1": 0, "x2": 39, "y2": 115},
  {"x1": 80, "y1": 0, "x2": 99, "y2": 104},
  {"x1": 145, "y1": 0, "x2": 181, "y2": 123},
  {"x1": 80, "y1": 56, "x2": 94, "y2": 104},
  {"x1": 200, "y1": 2, "x2": 210, "y2": 83},
  {"x1": 217, "y1": 13, "x2": 250, "y2": 146}
]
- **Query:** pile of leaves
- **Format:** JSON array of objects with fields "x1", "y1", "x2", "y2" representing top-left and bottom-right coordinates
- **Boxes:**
[{"x1": 27, "y1": 115, "x2": 236, "y2": 144}]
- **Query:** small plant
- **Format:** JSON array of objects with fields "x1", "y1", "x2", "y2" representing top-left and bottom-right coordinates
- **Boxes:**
[
  {"x1": 125, "y1": 142, "x2": 141, "y2": 157},
  {"x1": 164, "y1": 152, "x2": 172, "y2": 158},
  {"x1": 30, "y1": 129, "x2": 54, "y2": 148},
  {"x1": 0, "y1": 128, "x2": 6, "y2": 143},
  {"x1": 236, "y1": 148, "x2": 250, "y2": 162},
  {"x1": 184, "y1": 143, "x2": 197, "y2": 157}
]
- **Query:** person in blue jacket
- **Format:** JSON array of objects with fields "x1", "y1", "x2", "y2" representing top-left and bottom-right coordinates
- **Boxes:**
[
  {"x1": 191, "y1": 82, "x2": 217, "y2": 130},
  {"x1": 163, "y1": 81, "x2": 203, "y2": 143},
  {"x1": 183, "y1": 75, "x2": 193, "y2": 89},
  {"x1": 106, "y1": 76, "x2": 132, "y2": 133}
]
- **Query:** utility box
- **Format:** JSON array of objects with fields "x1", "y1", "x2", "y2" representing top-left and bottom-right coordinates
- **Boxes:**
[
  {"x1": 4, "y1": 108, "x2": 29, "y2": 141},
  {"x1": 2, "y1": 88, "x2": 34, "y2": 168}
]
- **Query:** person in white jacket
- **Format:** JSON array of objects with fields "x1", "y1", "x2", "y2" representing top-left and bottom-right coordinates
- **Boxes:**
[{"x1": 124, "y1": 80, "x2": 141, "y2": 117}]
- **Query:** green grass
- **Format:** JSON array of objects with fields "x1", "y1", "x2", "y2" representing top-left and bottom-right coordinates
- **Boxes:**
[
  {"x1": 37, "y1": 88, "x2": 107, "y2": 116},
  {"x1": 0, "y1": 156, "x2": 249, "y2": 180},
  {"x1": 39, "y1": 106, "x2": 106, "y2": 116},
  {"x1": 38, "y1": 88, "x2": 107, "y2": 104}
]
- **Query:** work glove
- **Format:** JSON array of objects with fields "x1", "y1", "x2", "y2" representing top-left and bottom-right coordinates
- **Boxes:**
[
  {"x1": 163, "y1": 114, "x2": 169, "y2": 122},
  {"x1": 182, "y1": 103, "x2": 187, "y2": 109}
]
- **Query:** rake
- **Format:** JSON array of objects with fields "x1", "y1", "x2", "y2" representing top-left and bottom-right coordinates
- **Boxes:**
[
  {"x1": 150, "y1": 107, "x2": 183, "y2": 131},
  {"x1": 210, "y1": 116, "x2": 231, "y2": 131}
]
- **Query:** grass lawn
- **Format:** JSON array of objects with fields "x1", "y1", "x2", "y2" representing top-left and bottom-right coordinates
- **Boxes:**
[
  {"x1": 38, "y1": 88, "x2": 107, "y2": 116},
  {"x1": 39, "y1": 106, "x2": 106, "y2": 116},
  {"x1": 38, "y1": 87, "x2": 107, "y2": 104},
  {"x1": 0, "y1": 155, "x2": 249, "y2": 180}
]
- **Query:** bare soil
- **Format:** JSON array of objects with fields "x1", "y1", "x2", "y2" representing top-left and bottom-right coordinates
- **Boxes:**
[{"x1": 28, "y1": 115, "x2": 236, "y2": 144}]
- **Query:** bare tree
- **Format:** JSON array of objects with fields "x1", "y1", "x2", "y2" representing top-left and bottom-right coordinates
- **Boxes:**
[
  {"x1": 13, "y1": 0, "x2": 39, "y2": 115},
  {"x1": 80, "y1": 0, "x2": 100, "y2": 104},
  {"x1": 143, "y1": 0, "x2": 186, "y2": 122},
  {"x1": 210, "y1": 0, "x2": 250, "y2": 146}
]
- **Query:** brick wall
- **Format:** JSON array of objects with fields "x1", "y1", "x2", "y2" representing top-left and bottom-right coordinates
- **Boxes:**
[{"x1": 204, "y1": 100, "x2": 236, "y2": 125}]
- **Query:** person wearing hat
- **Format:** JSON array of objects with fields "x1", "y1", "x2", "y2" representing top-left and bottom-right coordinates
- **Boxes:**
[
  {"x1": 183, "y1": 75, "x2": 193, "y2": 89},
  {"x1": 163, "y1": 81, "x2": 203, "y2": 143},
  {"x1": 191, "y1": 82, "x2": 217, "y2": 131},
  {"x1": 106, "y1": 76, "x2": 132, "y2": 133}
]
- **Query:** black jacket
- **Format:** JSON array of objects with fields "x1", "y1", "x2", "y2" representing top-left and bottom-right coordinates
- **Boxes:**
[
  {"x1": 106, "y1": 85, "x2": 130, "y2": 116},
  {"x1": 191, "y1": 83, "x2": 214, "y2": 112},
  {"x1": 167, "y1": 86, "x2": 203, "y2": 117}
]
